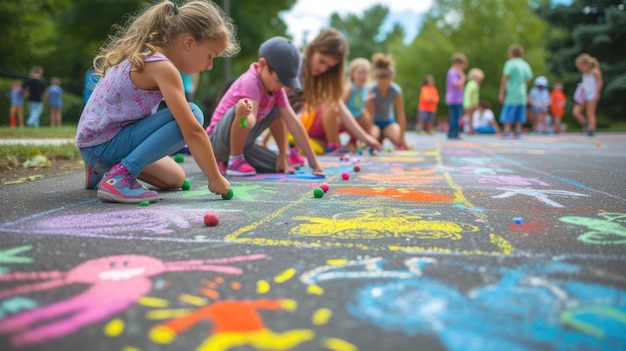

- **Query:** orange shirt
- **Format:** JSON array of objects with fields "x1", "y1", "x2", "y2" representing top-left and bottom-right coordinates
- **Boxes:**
[
  {"x1": 550, "y1": 90, "x2": 566, "y2": 117},
  {"x1": 419, "y1": 85, "x2": 439, "y2": 112}
]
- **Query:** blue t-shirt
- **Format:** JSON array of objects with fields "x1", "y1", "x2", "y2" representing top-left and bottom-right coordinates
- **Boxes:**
[
  {"x1": 371, "y1": 82, "x2": 401, "y2": 122},
  {"x1": 48, "y1": 85, "x2": 63, "y2": 108},
  {"x1": 346, "y1": 83, "x2": 369, "y2": 118}
]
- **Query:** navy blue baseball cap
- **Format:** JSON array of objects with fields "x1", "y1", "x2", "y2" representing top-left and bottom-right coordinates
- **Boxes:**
[{"x1": 259, "y1": 37, "x2": 302, "y2": 91}]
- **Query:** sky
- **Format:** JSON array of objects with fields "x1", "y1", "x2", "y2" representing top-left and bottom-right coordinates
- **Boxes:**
[{"x1": 280, "y1": 0, "x2": 433, "y2": 46}]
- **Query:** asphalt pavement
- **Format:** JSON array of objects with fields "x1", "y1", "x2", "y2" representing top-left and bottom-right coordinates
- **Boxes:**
[{"x1": 1, "y1": 131, "x2": 625, "y2": 351}]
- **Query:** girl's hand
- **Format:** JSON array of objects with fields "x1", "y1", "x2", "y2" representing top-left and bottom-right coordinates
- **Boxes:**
[
  {"x1": 363, "y1": 134, "x2": 382, "y2": 150},
  {"x1": 208, "y1": 174, "x2": 230, "y2": 196},
  {"x1": 312, "y1": 165, "x2": 325, "y2": 177},
  {"x1": 275, "y1": 153, "x2": 292, "y2": 174}
]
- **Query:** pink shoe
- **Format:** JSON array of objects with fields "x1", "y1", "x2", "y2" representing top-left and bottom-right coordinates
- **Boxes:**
[
  {"x1": 217, "y1": 159, "x2": 227, "y2": 174},
  {"x1": 226, "y1": 158, "x2": 256, "y2": 176},
  {"x1": 288, "y1": 148, "x2": 306, "y2": 168}
]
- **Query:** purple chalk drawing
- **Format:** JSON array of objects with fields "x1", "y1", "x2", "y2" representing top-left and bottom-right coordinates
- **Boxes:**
[
  {"x1": 460, "y1": 167, "x2": 513, "y2": 175},
  {"x1": 0, "y1": 253, "x2": 266, "y2": 347},
  {"x1": 478, "y1": 176, "x2": 549, "y2": 186},
  {"x1": 0, "y1": 207, "x2": 238, "y2": 243}
]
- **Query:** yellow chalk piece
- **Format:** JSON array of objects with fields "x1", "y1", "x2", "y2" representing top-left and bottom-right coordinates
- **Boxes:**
[
  {"x1": 326, "y1": 259, "x2": 348, "y2": 265},
  {"x1": 312, "y1": 308, "x2": 332, "y2": 325},
  {"x1": 274, "y1": 268, "x2": 296, "y2": 283},
  {"x1": 321, "y1": 337, "x2": 358, "y2": 351},
  {"x1": 256, "y1": 279, "x2": 270, "y2": 294},
  {"x1": 307, "y1": 284, "x2": 324, "y2": 295},
  {"x1": 103, "y1": 318, "x2": 124, "y2": 337},
  {"x1": 150, "y1": 325, "x2": 176, "y2": 344},
  {"x1": 122, "y1": 347, "x2": 140, "y2": 351},
  {"x1": 138, "y1": 296, "x2": 169, "y2": 308},
  {"x1": 146, "y1": 308, "x2": 193, "y2": 320},
  {"x1": 179, "y1": 293, "x2": 207, "y2": 306}
]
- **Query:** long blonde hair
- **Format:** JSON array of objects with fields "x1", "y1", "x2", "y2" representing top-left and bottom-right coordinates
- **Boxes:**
[
  {"x1": 94, "y1": 0, "x2": 239, "y2": 76},
  {"x1": 302, "y1": 28, "x2": 348, "y2": 108},
  {"x1": 575, "y1": 53, "x2": 600, "y2": 69}
]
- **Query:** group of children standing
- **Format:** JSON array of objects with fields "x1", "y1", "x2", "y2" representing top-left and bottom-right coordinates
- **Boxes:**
[
  {"x1": 416, "y1": 45, "x2": 603, "y2": 139},
  {"x1": 8, "y1": 66, "x2": 64, "y2": 128}
]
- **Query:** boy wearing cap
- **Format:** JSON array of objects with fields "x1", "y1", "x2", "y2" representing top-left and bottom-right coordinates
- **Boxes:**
[
  {"x1": 528, "y1": 76, "x2": 551, "y2": 133},
  {"x1": 207, "y1": 37, "x2": 324, "y2": 176}
]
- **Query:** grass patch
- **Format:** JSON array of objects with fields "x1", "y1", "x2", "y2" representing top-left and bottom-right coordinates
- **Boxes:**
[
  {"x1": 0, "y1": 125, "x2": 77, "y2": 139},
  {"x1": 0, "y1": 143, "x2": 79, "y2": 163},
  {"x1": 0, "y1": 125, "x2": 79, "y2": 163}
]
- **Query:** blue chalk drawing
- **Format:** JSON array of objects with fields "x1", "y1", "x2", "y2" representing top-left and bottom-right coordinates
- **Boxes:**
[{"x1": 304, "y1": 258, "x2": 626, "y2": 350}]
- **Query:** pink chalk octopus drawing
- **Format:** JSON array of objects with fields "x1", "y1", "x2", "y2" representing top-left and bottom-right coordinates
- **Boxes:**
[{"x1": 0, "y1": 253, "x2": 266, "y2": 347}]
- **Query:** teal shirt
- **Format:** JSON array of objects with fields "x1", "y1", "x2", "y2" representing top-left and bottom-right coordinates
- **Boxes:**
[{"x1": 503, "y1": 57, "x2": 533, "y2": 106}]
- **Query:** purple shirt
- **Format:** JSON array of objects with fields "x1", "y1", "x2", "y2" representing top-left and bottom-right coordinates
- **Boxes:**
[
  {"x1": 446, "y1": 67, "x2": 463, "y2": 105},
  {"x1": 75, "y1": 53, "x2": 169, "y2": 147},
  {"x1": 206, "y1": 62, "x2": 289, "y2": 135}
]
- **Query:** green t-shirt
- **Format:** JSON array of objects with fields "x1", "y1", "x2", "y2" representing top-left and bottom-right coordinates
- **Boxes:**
[
  {"x1": 503, "y1": 57, "x2": 533, "y2": 106},
  {"x1": 463, "y1": 80, "x2": 479, "y2": 109}
]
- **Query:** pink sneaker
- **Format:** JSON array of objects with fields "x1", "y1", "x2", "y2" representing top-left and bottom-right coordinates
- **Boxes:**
[
  {"x1": 226, "y1": 158, "x2": 256, "y2": 176},
  {"x1": 288, "y1": 148, "x2": 306, "y2": 168},
  {"x1": 217, "y1": 159, "x2": 227, "y2": 174}
]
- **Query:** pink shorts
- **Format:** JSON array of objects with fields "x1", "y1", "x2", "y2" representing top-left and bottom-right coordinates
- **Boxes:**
[{"x1": 308, "y1": 105, "x2": 346, "y2": 141}]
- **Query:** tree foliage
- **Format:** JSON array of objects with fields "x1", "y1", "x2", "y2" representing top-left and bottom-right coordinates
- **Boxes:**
[
  {"x1": 536, "y1": 0, "x2": 626, "y2": 123},
  {"x1": 329, "y1": 5, "x2": 405, "y2": 61},
  {"x1": 390, "y1": 0, "x2": 549, "y2": 120}
]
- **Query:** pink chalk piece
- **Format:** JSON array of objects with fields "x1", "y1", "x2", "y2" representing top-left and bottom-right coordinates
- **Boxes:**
[
  {"x1": 339, "y1": 155, "x2": 344, "y2": 161},
  {"x1": 320, "y1": 183, "x2": 330, "y2": 193},
  {"x1": 203, "y1": 212, "x2": 219, "y2": 227},
  {"x1": 341, "y1": 172, "x2": 350, "y2": 180},
  {"x1": 354, "y1": 165, "x2": 361, "y2": 172}
]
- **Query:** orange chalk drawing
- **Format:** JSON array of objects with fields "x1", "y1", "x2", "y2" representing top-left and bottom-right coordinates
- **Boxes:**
[
  {"x1": 334, "y1": 187, "x2": 453, "y2": 203},
  {"x1": 150, "y1": 299, "x2": 314, "y2": 350},
  {"x1": 358, "y1": 167, "x2": 443, "y2": 185}
]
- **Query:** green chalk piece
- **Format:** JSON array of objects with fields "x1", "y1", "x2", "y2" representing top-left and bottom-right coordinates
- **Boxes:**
[
  {"x1": 222, "y1": 189, "x2": 234, "y2": 200},
  {"x1": 313, "y1": 188, "x2": 324, "y2": 198},
  {"x1": 181, "y1": 179, "x2": 190, "y2": 190},
  {"x1": 239, "y1": 118, "x2": 248, "y2": 128},
  {"x1": 138, "y1": 201, "x2": 150, "y2": 206},
  {"x1": 174, "y1": 153, "x2": 185, "y2": 163}
]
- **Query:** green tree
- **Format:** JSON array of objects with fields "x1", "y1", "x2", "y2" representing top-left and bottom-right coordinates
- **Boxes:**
[
  {"x1": 391, "y1": 0, "x2": 549, "y2": 122},
  {"x1": 330, "y1": 5, "x2": 404, "y2": 61},
  {"x1": 536, "y1": 0, "x2": 626, "y2": 126}
]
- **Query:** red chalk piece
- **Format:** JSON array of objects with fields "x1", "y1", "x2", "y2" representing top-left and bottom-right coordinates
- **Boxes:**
[
  {"x1": 353, "y1": 165, "x2": 361, "y2": 172},
  {"x1": 341, "y1": 172, "x2": 350, "y2": 180},
  {"x1": 203, "y1": 211, "x2": 219, "y2": 226},
  {"x1": 320, "y1": 183, "x2": 330, "y2": 193}
]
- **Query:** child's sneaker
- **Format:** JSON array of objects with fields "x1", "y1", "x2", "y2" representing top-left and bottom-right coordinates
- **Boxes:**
[
  {"x1": 217, "y1": 159, "x2": 227, "y2": 174},
  {"x1": 226, "y1": 158, "x2": 256, "y2": 176},
  {"x1": 513, "y1": 131, "x2": 523, "y2": 139},
  {"x1": 587, "y1": 130, "x2": 595, "y2": 137},
  {"x1": 288, "y1": 148, "x2": 306, "y2": 168},
  {"x1": 499, "y1": 131, "x2": 511, "y2": 139},
  {"x1": 97, "y1": 164, "x2": 160, "y2": 203},
  {"x1": 85, "y1": 165, "x2": 102, "y2": 189}
]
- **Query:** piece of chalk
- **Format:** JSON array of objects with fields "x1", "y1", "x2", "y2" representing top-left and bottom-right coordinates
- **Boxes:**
[
  {"x1": 138, "y1": 200, "x2": 150, "y2": 206},
  {"x1": 513, "y1": 217, "x2": 524, "y2": 225},
  {"x1": 174, "y1": 153, "x2": 184, "y2": 163},
  {"x1": 320, "y1": 183, "x2": 330, "y2": 193},
  {"x1": 203, "y1": 212, "x2": 219, "y2": 226},
  {"x1": 221, "y1": 189, "x2": 234, "y2": 200},
  {"x1": 313, "y1": 188, "x2": 324, "y2": 198},
  {"x1": 354, "y1": 165, "x2": 361, "y2": 172},
  {"x1": 341, "y1": 172, "x2": 350, "y2": 180},
  {"x1": 181, "y1": 179, "x2": 190, "y2": 190}
]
